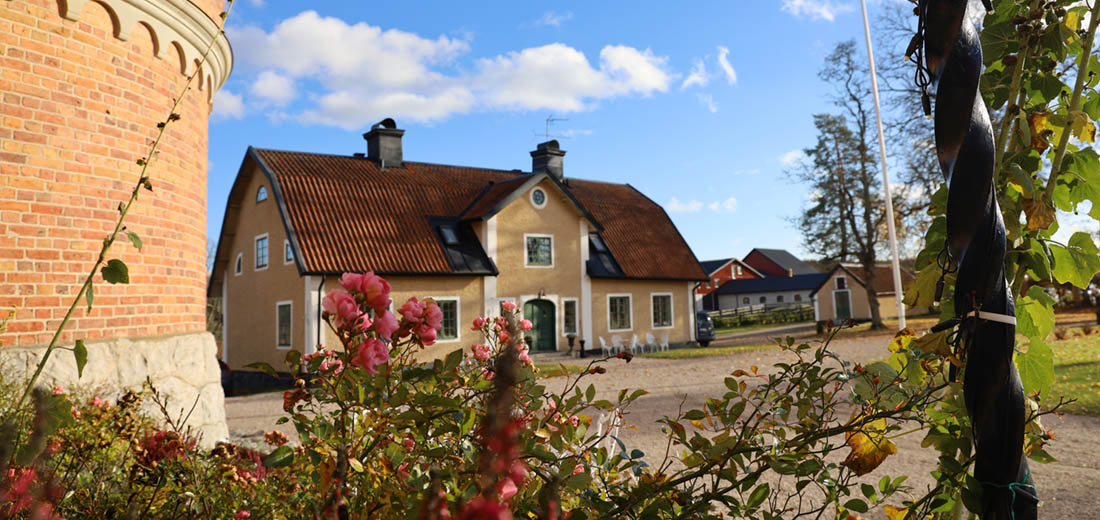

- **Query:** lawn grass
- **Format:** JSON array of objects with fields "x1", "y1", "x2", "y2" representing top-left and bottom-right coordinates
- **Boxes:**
[
  {"x1": 638, "y1": 342, "x2": 777, "y2": 360},
  {"x1": 1049, "y1": 333, "x2": 1100, "y2": 416},
  {"x1": 535, "y1": 363, "x2": 589, "y2": 379}
]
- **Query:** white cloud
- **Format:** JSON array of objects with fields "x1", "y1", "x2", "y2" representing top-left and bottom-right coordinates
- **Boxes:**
[
  {"x1": 733, "y1": 169, "x2": 760, "y2": 176},
  {"x1": 533, "y1": 10, "x2": 573, "y2": 27},
  {"x1": 696, "y1": 93, "x2": 718, "y2": 113},
  {"x1": 667, "y1": 197, "x2": 703, "y2": 212},
  {"x1": 779, "y1": 150, "x2": 805, "y2": 165},
  {"x1": 212, "y1": 90, "x2": 245, "y2": 119},
  {"x1": 475, "y1": 44, "x2": 671, "y2": 112},
  {"x1": 780, "y1": 0, "x2": 854, "y2": 22},
  {"x1": 680, "y1": 58, "x2": 708, "y2": 90},
  {"x1": 248, "y1": 0, "x2": 263, "y2": 6},
  {"x1": 708, "y1": 197, "x2": 738, "y2": 212},
  {"x1": 227, "y1": 12, "x2": 673, "y2": 128},
  {"x1": 249, "y1": 69, "x2": 296, "y2": 105},
  {"x1": 716, "y1": 46, "x2": 737, "y2": 85}
]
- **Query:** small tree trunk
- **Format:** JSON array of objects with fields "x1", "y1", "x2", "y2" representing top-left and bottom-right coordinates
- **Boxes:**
[{"x1": 863, "y1": 261, "x2": 886, "y2": 330}]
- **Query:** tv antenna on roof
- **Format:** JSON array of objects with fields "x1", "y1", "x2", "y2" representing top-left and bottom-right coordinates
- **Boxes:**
[{"x1": 538, "y1": 114, "x2": 569, "y2": 141}]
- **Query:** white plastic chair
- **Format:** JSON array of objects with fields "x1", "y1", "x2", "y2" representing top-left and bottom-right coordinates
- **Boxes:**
[
  {"x1": 630, "y1": 334, "x2": 641, "y2": 354},
  {"x1": 611, "y1": 335, "x2": 624, "y2": 353},
  {"x1": 645, "y1": 333, "x2": 658, "y2": 352},
  {"x1": 660, "y1": 333, "x2": 670, "y2": 352},
  {"x1": 599, "y1": 336, "x2": 611, "y2": 356}
]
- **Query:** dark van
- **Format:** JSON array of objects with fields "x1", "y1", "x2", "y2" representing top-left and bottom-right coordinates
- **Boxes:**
[{"x1": 695, "y1": 312, "x2": 715, "y2": 347}]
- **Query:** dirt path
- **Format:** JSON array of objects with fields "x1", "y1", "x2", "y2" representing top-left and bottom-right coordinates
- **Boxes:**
[{"x1": 226, "y1": 332, "x2": 1099, "y2": 516}]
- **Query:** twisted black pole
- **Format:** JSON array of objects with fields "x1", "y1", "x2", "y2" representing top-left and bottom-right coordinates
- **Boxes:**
[{"x1": 918, "y1": 1, "x2": 1038, "y2": 518}]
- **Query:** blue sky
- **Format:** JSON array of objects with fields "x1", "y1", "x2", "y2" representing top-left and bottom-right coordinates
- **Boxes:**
[{"x1": 207, "y1": 0, "x2": 903, "y2": 263}]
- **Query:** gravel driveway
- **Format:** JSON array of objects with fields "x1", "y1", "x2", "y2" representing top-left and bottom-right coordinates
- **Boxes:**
[{"x1": 226, "y1": 331, "x2": 1099, "y2": 516}]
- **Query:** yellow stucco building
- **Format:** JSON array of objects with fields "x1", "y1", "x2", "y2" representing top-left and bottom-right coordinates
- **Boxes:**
[{"x1": 209, "y1": 119, "x2": 707, "y2": 371}]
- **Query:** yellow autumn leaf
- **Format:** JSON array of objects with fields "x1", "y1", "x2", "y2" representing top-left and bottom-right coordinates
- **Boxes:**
[
  {"x1": 1028, "y1": 111, "x2": 1054, "y2": 150},
  {"x1": 883, "y1": 505, "x2": 908, "y2": 520},
  {"x1": 842, "y1": 413, "x2": 898, "y2": 476},
  {"x1": 914, "y1": 330, "x2": 951, "y2": 357},
  {"x1": 888, "y1": 328, "x2": 915, "y2": 353},
  {"x1": 1023, "y1": 197, "x2": 1056, "y2": 230},
  {"x1": 1070, "y1": 111, "x2": 1096, "y2": 143}
]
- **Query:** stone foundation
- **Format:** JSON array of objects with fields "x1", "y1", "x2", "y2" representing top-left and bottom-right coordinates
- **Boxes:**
[{"x1": 1, "y1": 331, "x2": 228, "y2": 448}]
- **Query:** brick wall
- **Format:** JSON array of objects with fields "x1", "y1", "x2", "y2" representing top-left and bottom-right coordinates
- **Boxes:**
[{"x1": 0, "y1": 0, "x2": 220, "y2": 347}]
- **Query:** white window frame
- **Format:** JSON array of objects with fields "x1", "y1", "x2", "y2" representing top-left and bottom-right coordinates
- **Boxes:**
[
  {"x1": 254, "y1": 233, "x2": 269, "y2": 271},
  {"x1": 283, "y1": 239, "x2": 294, "y2": 265},
  {"x1": 430, "y1": 296, "x2": 461, "y2": 343},
  {"x1": 234, "y1": 253, "x2": 243, "y2": 276},
  {"x1": 523, "y1": 233, "x2": 554, "y2": 268},
  {"x1": 256, "y1": 185, "x2": 268, "y2": 202},
  {"x1": 777, "y1": 295, "x2": 785, "y2": 303},
  {"x1": 561, "y1": 298, "x2": 578, "y2": 336},
  {"x1": 607, "y1": 293, "x2": 632, "y2": 332},
  {"x1": 650, "y1": 292, "x2": 674, "y2": 329},
  {"x1": 530, "y1": 187, "x2": 548, "y2": 209},
  {"x1": 835, "y1": 276, "x2": 847, "y2": 290},
  {"x1": 275, "y1": 300, "x2": 292, "y2": 349}
]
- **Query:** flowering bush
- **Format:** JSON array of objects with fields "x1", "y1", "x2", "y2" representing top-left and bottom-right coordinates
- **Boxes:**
[{"x1": 0, "y1": 272, "x2": 1064, "y2": 519}]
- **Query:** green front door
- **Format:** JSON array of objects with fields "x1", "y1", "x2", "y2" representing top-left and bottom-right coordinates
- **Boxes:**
[
  {"x1": 834, "y1": 290, "x2": 852, "y2": 320},
  {"x1": 522, "y1": 299, "x2": 556, "y2": 352}
]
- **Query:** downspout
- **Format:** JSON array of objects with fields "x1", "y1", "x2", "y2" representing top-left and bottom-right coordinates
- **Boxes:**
[{"x1": 316, "y1": 276, "x2": 325, "y2": 349}]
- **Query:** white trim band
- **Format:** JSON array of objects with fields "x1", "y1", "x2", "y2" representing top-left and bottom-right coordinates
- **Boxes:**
[{"x1": 965, "y1": 310, "x2": 1017, "y2": 326}]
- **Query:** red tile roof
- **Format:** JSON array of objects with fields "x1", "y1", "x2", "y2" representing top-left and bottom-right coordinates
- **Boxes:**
[{"x1": 235, "y1": 148, "x2": 705, "y2": 282}]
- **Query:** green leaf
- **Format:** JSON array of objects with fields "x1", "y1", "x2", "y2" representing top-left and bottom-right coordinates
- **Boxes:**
[
  {"x1": 1016, "y1": 286, "x2": 1055, "y2": 341},
  {"x1": 585, "y1": 384, "x2": 595, "y2": 402},
  {"x1": 1016, "y1": 339, "x2": 1054, "y2": 398},
  {"x1": 861, "y1": 483, "x2": 877, "y2": 500},
  {"x1": 443, "y1": 348, "x2": 463, "y2": 372},
  {"x1": 844, "y1": 499, "x2": 869, "y2": 513},
  {"x1": 85, "y1": 283, "x2": 94, "y2": 312},
  {"x1": 1049, "y1": 232, "x2": 1100, "y2": 288},
  {"x1": 101, "y1": 259, "x2": 129, "y2": 284},
  {"x1": 683, "y1": 410, "x2": 705, "y2": 421},
  {"x1": 1028, "y1": 448, "x2": 1057, "y2": 464},
  {"x1": 263, "y1": 445, "x2": 294, "y2": 467},
  {"x1": 904, "y1": 264, "x2": 942, "y2": 308},
  {"x1": 125, "y1": 231, "x2": 142, "y2": 251},
  {"x1": 284, "y1": 349, "x2": 302, "y2": 370},
  {"x1": 746, "y1": 482, "x2": 770, "y2": 509},
  {"x1": 73, "y1": 339, "x2": 88, "y2": 378},
  {"x1": 1083, "y1": 90, "x2": 1100, "y2": 120}
]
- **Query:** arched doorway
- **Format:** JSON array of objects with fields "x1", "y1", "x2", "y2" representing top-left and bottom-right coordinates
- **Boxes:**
[{"x1": 522, "y1": 299, "x2": 556, "y2": 352}]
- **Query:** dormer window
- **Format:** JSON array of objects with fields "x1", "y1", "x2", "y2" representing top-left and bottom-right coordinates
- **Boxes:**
[
  {"x1": 256, "y1": 185, "x2": 268, "y2": 202},
  {"x1": 440, "y1": 225, "x2": 459, "y2": 245},
  {"x1": 590, "y1": 234, "x2": 608, "y2": 252}
]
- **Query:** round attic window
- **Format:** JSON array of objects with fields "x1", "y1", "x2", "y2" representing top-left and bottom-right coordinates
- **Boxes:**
[{"x1": 531, "y1": 188, "x2": 547, "y2": 209}]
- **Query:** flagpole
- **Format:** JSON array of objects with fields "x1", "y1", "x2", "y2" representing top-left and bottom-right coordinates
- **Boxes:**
[{"x1": 860, "y1": 0, "x2": 907, "y2": 329}]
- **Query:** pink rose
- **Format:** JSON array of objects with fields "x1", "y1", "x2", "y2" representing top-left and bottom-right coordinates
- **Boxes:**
[
  {"x1": 52, "y1": 386, "x2": 64, "y2": 395},
  {"x1": 416, "y1": 323, "x2": 438, "y2": 345},
  {"x1": 498, "y1": 331, "x2": 510, "y2": 344},
  {"x1": 322, "y1": 289, "x2": 361, "y2": 329},
  {"x1": 497, "y1": 478, "x2": 517, "y2": 500},
  {"x1": 518, "y1": 350, "x2": 532, "y2": 366},
  {"x1": 234, "y1": 511, "x2": 251, "y2": 519},
  {"x1": 472, "y1": 316, "x2": 486, "y2": 330},
  {"x1": 358, "y1": 271, "x2": 392, "y2": 313},
  {"x1": 339, "y1": 272, "x2": 363, "y2": 293},
  {"x1": 568, "y1": 415, "x2": 579, "y2": 427},
  {"x1": 520, "y1": 319, "x2": 533, "y2": 331},
  {"x1": 423, "y1": 302, "x2": 443, "y2": 330},
  {"x1": 373, "y1": 310, "x2": 399, "y2": 340},
  {"x1": 399, "y1": 297, "x2": 424, "y2": 322},
  {"x1": 472, "y1": 344, "x2": 491, "y2": 360},
  {"x1": 501, "y1": 301, "x2": 517, "y2": 312},
  {"x1": 352, "y1": 338, "x2": 389, "y2": 374}
]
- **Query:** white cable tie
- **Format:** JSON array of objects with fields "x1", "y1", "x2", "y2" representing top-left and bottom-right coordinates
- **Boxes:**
[{"x1": 965, "y1": 310, "x2": 1017, "y2": 326}]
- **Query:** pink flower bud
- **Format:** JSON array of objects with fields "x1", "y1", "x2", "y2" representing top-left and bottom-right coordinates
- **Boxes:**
[
  {"x1": 520, "y1": 319, "x2": 533, "y2": 331},
  {"x1": 501, "y1": 301, "x2": 517, "y2": 312}
]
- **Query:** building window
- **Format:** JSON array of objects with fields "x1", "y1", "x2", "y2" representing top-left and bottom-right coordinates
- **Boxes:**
[
  {"x1": 525, "y1": 234, "x2": 553, "y2": 267},
  {"x1": 608, "y1": 295, "x2": 631, "y2": 331},
  {"x1": 759, "y1": 296, "x2": 766, "y2": 303},
  {"x1": 777, "y1": 295, "x2": 784, "y2": 303},
  {"x1": 563, "y1": 299, "x2": 577, "y2": 335},
  {"x1": 836, "y1": 276, "x2": 847, "y2": 290},
  {"x1": 283, "y1": 240, "x2": 293, "y2": 264},
  {"x1": 590, "y1": 234, "x2": 608, "y2": 252},
  {"x1": 234, "y1": 253, "x2": 242, "y2": 276},
  {"x1": 255, "y1": 234, "x2": 269, "y2": 270},
  {"x1": 742, "y1": 297, "x2": 749, "y2": 305},
  {"x1": 735, "y1": 265, "x2": 742, "y2": 276},
  {"x1": 531, "y1": 187, "x2": 547, "y2": 208},
  {"x1": 436, "y1": 298, "x2": 459, "y2": 341},
  {"x1": 276, "y1": 301, "x2": 291, "y2": 348},
  {"x1": 256, "y1": 185, "x2": 268, "y2": 202},
  {"x1": 795, "y1": 294, "x2": 802, "y2": 302},
  {"x1": 651, "y1": 293, "x2": 672, "y2": 328},
  {"x1": 439, "y1": 225, "x2": 459, "y2": 245}
]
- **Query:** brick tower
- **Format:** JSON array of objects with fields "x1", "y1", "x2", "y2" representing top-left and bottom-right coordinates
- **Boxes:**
[{"x1": 0, "y1": 0, "x2": 233, "y2": 443}]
